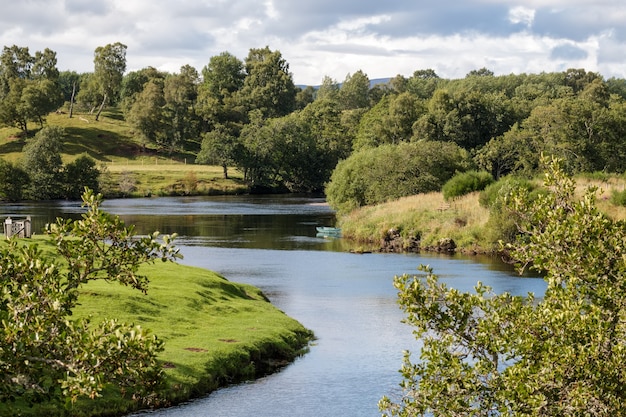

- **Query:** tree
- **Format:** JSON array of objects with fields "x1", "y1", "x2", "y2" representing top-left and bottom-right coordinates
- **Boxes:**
[
  {"x1": 197, "y1": 52, "x2": 246, "y2": 133},
  {"x1": 316, "y1": 76, "x2": 340, "y2": 101},
  {"x1": 0, "y1": 159, "x2": 29, "y2": 201},
  {"x1": 162, "y1": 65, "x2": 200, "y2": 152},
  {"x1": 326, "y1": 141, "x2": 471, "y2": 214},
  {"x1": 380, "y1": 157, "x2": 626, "y2": 416},
  {"x1": 238, "y1": 46, "x2": 297, "y2": 119},
  {"x1": 0, "y1": 46, "x2": 63, "y2": 134},
  {"x1": 93, "y1": 42, "x2": 127, "y2": 121},
  {"x1": 197, "y1": 124, "x2": 240, "y2": 179},
  {"x1": 338, "y1": 70, "x2": 370, "y2": 110},
  {"x1": 21, "y1": 125, "x2": 64, "y2": 199},
  {"x1": 0, "y1": 189, "x2": 180, "y2": 408},
  {"x1": 126, "y1": 79, "x2": 167, "y2": 146},
  {"x1": 63, "y1": 155, "x2": 101, "y2": 199},
  {"x1": 200, "y1": 52, "x2": 245, "y2": 102}
]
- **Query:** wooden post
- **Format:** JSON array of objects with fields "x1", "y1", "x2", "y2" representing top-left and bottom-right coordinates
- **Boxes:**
[{"x1": 4, "y1": 217, "x2": 12, "y2": 238}]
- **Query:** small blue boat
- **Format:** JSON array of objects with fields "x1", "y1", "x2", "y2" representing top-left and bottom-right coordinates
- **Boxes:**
[{"x1": 316, "y1": 226, "x2": 342, "y2": 236}]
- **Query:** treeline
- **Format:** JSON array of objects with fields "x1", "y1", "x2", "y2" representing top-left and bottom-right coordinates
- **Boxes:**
[{"x1": 2, "y1": 43, "x2": 626, "y2": 203}]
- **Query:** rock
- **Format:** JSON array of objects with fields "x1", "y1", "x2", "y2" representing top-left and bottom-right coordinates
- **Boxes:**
[{"x1": 436, "y1": 237, "x2": 456, "y2": 253}]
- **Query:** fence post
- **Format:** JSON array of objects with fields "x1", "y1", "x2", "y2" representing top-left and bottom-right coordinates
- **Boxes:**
[{"x1": 4, "y1": 217, "x2": 12, "y2": 238}]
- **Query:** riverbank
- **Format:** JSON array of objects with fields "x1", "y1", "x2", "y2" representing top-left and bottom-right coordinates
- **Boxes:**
[
  {"x1": 337, "y1": 175, "x2": 626, "y2": 255},
  {"x1": 2, "y1": 237, "x2": 313, "y2": 417},
  {"x1": 338, "y1": 191, "x2": 493, "y2": 255}
]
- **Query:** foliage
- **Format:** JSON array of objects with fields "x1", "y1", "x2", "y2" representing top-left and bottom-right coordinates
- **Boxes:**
[
  {"x1": 442, "y1": 170, "x2": 494, "y2": 201},
  {"x1": 62, "y1": 155, "x2": 100, "y2": 199},
  {"x1": 0, "y1": 189, "x2": 180, "y2": 411},
  {"x1": 197, "y1": 124, "x2": 240, "y2": 179},
  {"x1": 0, "y1": 159, "x2": 29, "y2": 201},
  {"x1": 380, "y1": 157, "x2": 626, "y2": 416},
  {"x1": 238, "y1": 46, "x2": 296, "y2": 119},
  {"x1": 92, "y1": 42, "x2": 127, "y2": 120},
  {"x1": 326, "y1": 141, "x2": 471, "y2": 214},
  {"x1": 20, "y1": 125, "x2": 64, "y2": 199},
  {"x1": 338, "y1": 70, "x2": 370, "y2": 110},
  {"x1": 610, "y1": 189, "x2": 626, "y2": 206},
  {"x1": 479, "y1": 175, "x2": 539, "y2": 244},
  {"x1": 478, "y1": 176, "x2": 536, "y2": 209},
  {"x1": 126, "y1": 79, "x2": 167, "y2": 144},
  {"x1": 0, "y1": 46, "x2": 63, "y2": 134}
]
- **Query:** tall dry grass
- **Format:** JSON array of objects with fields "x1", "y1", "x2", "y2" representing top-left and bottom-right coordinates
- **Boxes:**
[
  {"x1": 339, "y1": 174, "x2": 626, "y2": 253},
  {"x1": 339, "y1": 191, "x2": 491, "y2": 251}
]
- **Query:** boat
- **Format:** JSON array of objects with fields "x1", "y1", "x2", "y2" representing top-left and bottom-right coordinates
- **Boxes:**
[{"x1": 316, "y1": 226, "x2": 342, "y2": 236}]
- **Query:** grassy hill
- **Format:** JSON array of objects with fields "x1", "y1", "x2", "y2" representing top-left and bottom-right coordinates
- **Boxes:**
[{"x1": 0, "y1": 110, "x2": 248, "y2": 197}]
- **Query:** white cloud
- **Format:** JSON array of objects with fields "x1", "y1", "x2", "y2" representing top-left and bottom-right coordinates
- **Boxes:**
[
  {"x1": 0, "y1": 0, "x2": 624, "y2": 84},
  {"x1": 508, "y1": 6, "x2": 535, "y2": 27}
]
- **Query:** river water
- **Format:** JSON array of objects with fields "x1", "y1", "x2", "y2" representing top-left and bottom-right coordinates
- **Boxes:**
[{"x1": 0, "y1": 195, "x2": 546, "y2": 417}]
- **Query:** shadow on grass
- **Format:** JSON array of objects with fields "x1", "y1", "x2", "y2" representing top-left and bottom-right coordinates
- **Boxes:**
[
  {"x1": 0, "y1": 136, "x2": 27, "y2": 154},
  {"x1": 62, "y1": 126, "x2": 144, "y2": 161}
]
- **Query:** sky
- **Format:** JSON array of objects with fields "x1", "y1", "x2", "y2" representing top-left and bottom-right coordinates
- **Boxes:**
[{"x1": 0, "y1": 0, "x2": 624, "y2": 86}]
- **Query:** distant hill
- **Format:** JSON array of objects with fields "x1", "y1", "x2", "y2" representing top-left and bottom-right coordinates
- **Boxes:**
[{"x1": 296, "y1": 77, "x2": 391, "y2": 90}]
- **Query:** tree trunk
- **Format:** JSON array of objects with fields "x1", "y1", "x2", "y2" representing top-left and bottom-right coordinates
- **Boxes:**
[
  {"x1": 68, "y1": 81, "x2": 76, "y2": 118},
  {"x1": 222, "y1": 164, "x2": 229, "y2": 179},
  {"x1": 95, "y1": 93, "x2": 107, "y2": 121}
]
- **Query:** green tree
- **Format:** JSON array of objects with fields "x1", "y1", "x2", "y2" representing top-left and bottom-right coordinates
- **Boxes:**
[
  {"x1": 0, "y1": 46, "x2": 63, "y2": 134},
  {"x1": 0, "y1": 159, "x2": 29, "y2": 201},
  {"x1": 120, "y1": 67, "x2": 166, "y2": 114},
  {"x1": 63, "y1": 155, "x2": 100, "y2": 199},
  {"x1": 0, "y1": 189, "x2": 180, "y2": 408},
  {"x1": 93, "y1": 42, "x2": 127, "y2": 120},
  {"x1": 238, "y1": 47, "x2": 297, "y2": 119},
  {"x1": 380, "y1": 157, "x2": 626, "y2": 416},
  {"x1": 338, "y1": 69, "x2": 370, "y2": 110},
  {"x1": 21, "y1": 126, "x2": 64, "y2": 199},
  {"x1": 126, "y1": 79, "x2": 167, "y2": 146},
  {"x1": 197, "y1": 52, "x2": 246, "y2": 133},
  {"x1": 162, "y1": 65, "x2": 200, "y2": 153},
  {"x1": 197, "y1": 124, "x2": 240, "y2": 179},
  {"x1": 316, "y1": 76, "x2": 340, "y2": 101},
  {"x1": 326, "y1": 141, "x2": 470, "y2": 213}
]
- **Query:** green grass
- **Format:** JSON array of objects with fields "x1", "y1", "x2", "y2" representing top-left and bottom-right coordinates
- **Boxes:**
[
  {"x1": 2, "y1": 237, "x2": 313, "y2": 416},
  {"x1": 0, "y1": 110, "x2": 249, "y2": 197}
]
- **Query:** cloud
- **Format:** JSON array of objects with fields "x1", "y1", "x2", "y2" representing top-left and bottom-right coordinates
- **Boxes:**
[
  {"x1": 508, "y1": 6, "x2": 535, "y2": 27},
  {"x1": 0, "y1": 0, "x2": 624, "y2": 84}
]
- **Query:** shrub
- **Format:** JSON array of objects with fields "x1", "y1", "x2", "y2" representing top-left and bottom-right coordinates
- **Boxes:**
[
  {"x1": 326, "y1": 141, "x2": 471, "y2": 214},
  {"x1": 442, "y1": 170, "x2": 493, "y2": 201},
  {"x1": 479, "y1": 176, "x2": 536, "y2": 209},
  {"x1": 610, "y1": 189, "x2": 626, "y2": 206},
  {"x1": 480, "y1": 176, "x2": 541, "y2": 245}
]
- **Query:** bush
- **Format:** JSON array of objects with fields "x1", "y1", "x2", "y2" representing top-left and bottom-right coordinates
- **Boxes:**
[
  {"x1": 326, "y1": 141, "x2": 471, "y2": 214},
  {"x1": 479, "y1": 176, "x2": 536, "y2": 209},
  {"x1": 0, "y1": 159, "x2": 29, "y2": 202},
  {"x1": 480, "y1": 176, "x2": 541, "y2": 244},
  {"x1": 610, "y1": 189, "x2": 626, "y2": 206},
  {"x1": 442, "y1": 170, "x2": 493, "y2": 201}
]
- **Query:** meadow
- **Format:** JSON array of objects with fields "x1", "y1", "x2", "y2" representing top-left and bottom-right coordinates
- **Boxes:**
[{"x1": 0, "y1": 110, "x2": 248, "y2": 198}]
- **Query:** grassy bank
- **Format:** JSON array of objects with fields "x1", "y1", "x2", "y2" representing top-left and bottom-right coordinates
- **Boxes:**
[
  {"x1": 338, "y1": 174, "x2": 626, "y2": 255},
  {"x1": 3, "y1": 237, "x2": 313, "y2": 417},
  {"x1": 339, "y1": 191, "x2": 492, "y2": 253}
]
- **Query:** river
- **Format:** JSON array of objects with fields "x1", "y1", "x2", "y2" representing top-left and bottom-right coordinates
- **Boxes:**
[{"x1": 0, "y1": 195, "x2": 546, "y2": 417}]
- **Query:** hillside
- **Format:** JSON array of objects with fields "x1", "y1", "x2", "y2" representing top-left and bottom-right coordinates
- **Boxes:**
[{"x1": 0, "y1": 110, "x2": 248, "y2": 197}]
